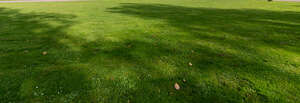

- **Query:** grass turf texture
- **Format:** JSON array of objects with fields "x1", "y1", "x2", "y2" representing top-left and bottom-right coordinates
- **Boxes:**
[{"x1": 0, "y1": 0, "x2": 300, "y2": 102}]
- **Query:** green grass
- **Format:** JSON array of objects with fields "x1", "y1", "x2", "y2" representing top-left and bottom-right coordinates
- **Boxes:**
[{"x1": 0, "y1": 0, "x2": 300, "y2": 102}]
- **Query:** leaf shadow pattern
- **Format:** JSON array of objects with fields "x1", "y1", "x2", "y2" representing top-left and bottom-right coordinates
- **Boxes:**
[
  {"x1": 0, "y1": 8, "x2": 95, "y2": 102},
  {"x1": 104, "y1": 3, "x2": 300, "y2": 102},
  {"x1": 108, "y1": 3, "x2": 300, "y2": 54},
  {"x1": 0, "y1": 3, "x2": 300, "y2": 103},
  {"x1": 77, "y1": 38, "x2": 299, "y2": 103}
]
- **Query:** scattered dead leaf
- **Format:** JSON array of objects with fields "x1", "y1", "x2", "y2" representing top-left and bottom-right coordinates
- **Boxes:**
[
  {"x1": 174, "y1": 83, "x2": 180, "y2": 90},
  {"x1": 42, "y1": 51, "x2": 47, "y2": 55},
  {"x1": 188, "y1": 62, "x2": 192, "y2": 66}
]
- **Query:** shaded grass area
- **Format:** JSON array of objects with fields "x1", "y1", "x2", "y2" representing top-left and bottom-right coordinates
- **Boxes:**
[
  {"x1": 0, "y1": 8, "x2": 93, "y2": 102},
  {"x1": 0, "y1": 0, "x2": 300, "y2": 102}
]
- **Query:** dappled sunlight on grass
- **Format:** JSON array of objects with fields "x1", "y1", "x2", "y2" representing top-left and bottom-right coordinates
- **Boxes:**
[{"x1": 0, "y1": 0, "x2": 300, "y2": 102}]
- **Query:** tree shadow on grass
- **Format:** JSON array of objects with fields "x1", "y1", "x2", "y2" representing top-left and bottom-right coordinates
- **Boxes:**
[
  {"x1": 0, "y1": 8, "x2": 95, "y2": 102},
  {"x1": 78, "y1": 38, "x2": 299, "y2": 103},
  {"x1": 0, "y1": 3, "x2": 300, "y2": 103},
  {"x1": 108, "y1": 3, "x2": 300, "y2": 54},
  {"x1": 104, "y1": 3, "x2": 300, "y2": 102}
]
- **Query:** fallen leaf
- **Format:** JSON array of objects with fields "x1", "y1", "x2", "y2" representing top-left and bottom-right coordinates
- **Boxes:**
[
  {"x1": 188, "y1": 62, "x2": 192, "y2": 66},
  {"x1": 42, "y1": 51, "x2": 47, "y2": 55},
  {"x1": 174, "y1": 83, "x2": 180, "y2": 90}
]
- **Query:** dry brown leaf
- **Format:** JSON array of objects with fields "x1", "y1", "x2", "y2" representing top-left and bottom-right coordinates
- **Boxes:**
[
  {"x1": 188, "y1": 62, "x2": 192, "y2": 66},
  {"x1": 183, "y1": 79, "x2": 186, "y2": 83},
  {"x1": 42, "y1": 51, "x2": 47, "y2": 55},
  {"x1": 174, "y1": 83, "x2": 180, "y2": 90}
]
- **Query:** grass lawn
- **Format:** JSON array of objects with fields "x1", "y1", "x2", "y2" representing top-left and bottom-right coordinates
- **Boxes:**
[{"x1": 0, "y1": 0, "x2": 300, "y2": 102}]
